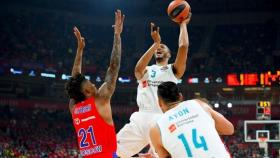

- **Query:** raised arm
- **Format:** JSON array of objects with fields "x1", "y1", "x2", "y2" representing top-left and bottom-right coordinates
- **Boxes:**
[
  {"x1": 98, "y1": 10, "x2": 125, "y2": 99},
  {"x1": 135, "y1": 23, "x2": 161, "y2": 80},
  {"x1": 71, "y1": 27, "x2": 85, "y2": 76},
  {"x1": 68, "y1": 27, "x2": 86, "y2": 111},
  {"x1": 172, "y1": 13, "x2": 191, "y2": 79}
]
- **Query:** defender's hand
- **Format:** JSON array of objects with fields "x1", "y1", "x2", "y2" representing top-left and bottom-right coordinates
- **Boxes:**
[
  {"x1": 113, "y1": 9, "x2": 125, "y2": 35},
  {"x1": 150, "y1": 23, "x2": 161, "y2": 44},
  {"x1": 73, "y1": 26, "x2": 85, "y2": 50}
]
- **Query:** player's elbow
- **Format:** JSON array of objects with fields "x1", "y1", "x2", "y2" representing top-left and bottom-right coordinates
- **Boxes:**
[
  {"x1": 134, "y1": 67, "x2": 143, "y2": 80},
  {"x1": 217, "y1": 120, "x2": 234, "y2": 135},
  {"x1": 134, "y1": 66, "x2": 140, "y2": 75},
  {"x1": 178, "y1": 44, "x2": 188, "y2": 51},
  {"x1": 223, "y1": 122, "x2": 234, "y2": 135}
]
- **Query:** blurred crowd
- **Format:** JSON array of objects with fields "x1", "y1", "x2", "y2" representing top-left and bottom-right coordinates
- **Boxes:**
[
  {"x1": 0, "y1": 106, "x2": 78, "y2": 158},
  {"x1": 0, "y1": 105, "x2": 279, "y2": 158},
  {"x1": 0, "y1": 105, "x2": 132, "y2": 158},
  {"x1": 0, "y1": 9, "x2": 278, "y2": 79}
]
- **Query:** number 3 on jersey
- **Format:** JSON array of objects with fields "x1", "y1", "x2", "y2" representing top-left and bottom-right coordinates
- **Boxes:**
[
  {"x1": 151, "y1": 70, "x2": 156, "y2": 78},
  {"x1": 78, "y1": 126, "x2": 97, "y2": 148},
  {"x1": 178, "y1": 128, "x2": 208, "y2": 157}
]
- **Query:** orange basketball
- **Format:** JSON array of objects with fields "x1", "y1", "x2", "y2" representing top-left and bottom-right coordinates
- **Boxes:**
[{"x1": 167, "y1": 0, "x2": 190, "y2": 23}]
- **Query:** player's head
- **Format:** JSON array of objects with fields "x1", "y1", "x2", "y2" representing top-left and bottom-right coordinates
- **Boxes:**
[
  {"x1": 65, "y1": 73, "x2": 97, "y2": 103},
  {"x1": 154, "y1": 44, "x2": 171, "y2": 64},
  {"x1": 157, "y1": 81, "x2": 183, "y2": 112}
]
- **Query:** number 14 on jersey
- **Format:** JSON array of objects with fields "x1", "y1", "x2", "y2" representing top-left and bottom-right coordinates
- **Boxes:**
[{"x1": 178, "y1": 128, "x2": 208, "y2": 157}]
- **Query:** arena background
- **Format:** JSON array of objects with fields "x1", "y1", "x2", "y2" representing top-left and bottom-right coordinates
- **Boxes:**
[{"x1": 0, "y1": 0, "x2": 280, "y2": 157}]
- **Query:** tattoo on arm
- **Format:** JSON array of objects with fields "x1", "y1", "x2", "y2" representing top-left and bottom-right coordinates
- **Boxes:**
[{"x1": 104, "y1": 34, "x2": 121, "y2": 96}]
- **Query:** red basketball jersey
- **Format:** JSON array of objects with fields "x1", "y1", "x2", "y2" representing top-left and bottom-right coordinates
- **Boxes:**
[{"x1": 71, "y1": 97, "x2": 117, "y2": 158}]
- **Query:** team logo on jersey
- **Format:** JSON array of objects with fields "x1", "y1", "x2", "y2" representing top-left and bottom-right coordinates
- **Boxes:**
[
  {"x1": 168, "y1": 124, "x2": 177, "y2": 133},
  {"x1": 74, "y1": 118, "x2": 80, "y2": 125},
  {"x1": 142, "y1": 80, "x2": 148, "y2": 88},
  {"x1": 74, "y1": 104, "x2": 92, "y2": 114}
]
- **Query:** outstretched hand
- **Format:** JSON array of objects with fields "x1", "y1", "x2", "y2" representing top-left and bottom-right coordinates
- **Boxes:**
[
  {"x1": 113, "y1": 9, "x2": 125, "y2": 35},
  {"x1": 150, "y1": 22, "x2": 161, "y2": 44},
  {"x1": 181, "y1": 12, "x2": 192, "y2": 25},
  {"x1": 73, "y1": 26, "x2": 85, "y2": 50}
]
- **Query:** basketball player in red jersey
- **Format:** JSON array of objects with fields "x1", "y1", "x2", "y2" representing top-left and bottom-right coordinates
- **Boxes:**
[{"x1": 65, "y1": 10, "x2": 124, "y2": 158}]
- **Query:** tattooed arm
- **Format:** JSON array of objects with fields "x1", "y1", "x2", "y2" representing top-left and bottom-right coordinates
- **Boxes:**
[{"x1": 99, "y1": 10, "x2": 125, "y2": 99}]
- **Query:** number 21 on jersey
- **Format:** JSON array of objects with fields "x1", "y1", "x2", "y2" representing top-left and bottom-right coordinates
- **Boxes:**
[
  {"x1": 178, "y1": 128, "x2": 208, "y2": 157},
  {"x1": 78, "y1": 126, "x2": 97, "y2": 148}
]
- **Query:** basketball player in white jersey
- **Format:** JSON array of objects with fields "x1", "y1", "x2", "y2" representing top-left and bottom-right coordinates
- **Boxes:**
[
  {"x1": 117, "y1": 14, "x2": 192, "y2": 158},
  {"x1": 150, "y1": 81, "x2": 234, "y2": 158}
]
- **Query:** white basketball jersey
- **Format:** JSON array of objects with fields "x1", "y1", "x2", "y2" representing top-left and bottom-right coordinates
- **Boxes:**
[
  {"x1": 137, "y1": 64, "x2": 178, "y2": 113},
  {"x1": 157, "y1": 100, "x2": 231, "y2": 158}
]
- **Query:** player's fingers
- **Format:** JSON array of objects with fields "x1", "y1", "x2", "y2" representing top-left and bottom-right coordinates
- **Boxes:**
[
  {"x1": 73, "y1": 26, "x2": 77, "y2": 34},
  {"x1": 122, "y1": 14, "x2": 125, "y2": 24},
  {"x1": 82, "y1": 37, "x2": 85, "y2": 44},
  {"x1": 188, "y1": 12, "x2": 192, "y2": 19},
  {"x1": 75, "y1": 27, "x2": 81, "y2": 36},
  {"x1": 115, "y1": 11, "x2": 117, "y2": 23},
  {"x1": 118, "y1": 10, "x2": 121, "y2": 19},
  {"x1": 150, "y1": 22, "x2": 154, "y2": 33},
  {"x1": 73, "y1": 31, "x2": 79, "y2": 39},
  {"x1": 157, "y1": 26, "x2": 160, "y2": 33},
  {"x1": 117, "y1": 9, "x2": 121, "y2": 22}
]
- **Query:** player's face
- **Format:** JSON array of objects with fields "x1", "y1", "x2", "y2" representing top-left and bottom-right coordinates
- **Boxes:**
[
  {"x1": 154, "y1": 44, "x2": 170, "y2": 62},
  {"x1": 81, "y1": 80, "x2": 97, "y2": 98}
]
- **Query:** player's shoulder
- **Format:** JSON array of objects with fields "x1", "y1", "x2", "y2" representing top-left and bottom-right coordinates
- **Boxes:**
[
  {"x1": 192, "y1": 99, "x2": 213, "y2": 113},
  {"x1": 180, "y1": 99, "x2": 210, "y2": 111},
  {"x1": 181, "y1": 99, "x2": 199, "y2": 106}
]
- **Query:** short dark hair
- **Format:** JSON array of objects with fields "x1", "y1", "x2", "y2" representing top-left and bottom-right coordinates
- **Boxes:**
[
  {"x1": 157, "y1": 81, "x2": 180, "y2": 104},
  {"x1": 65, "y1": 73, "x2": 86, "y2": 103}
]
